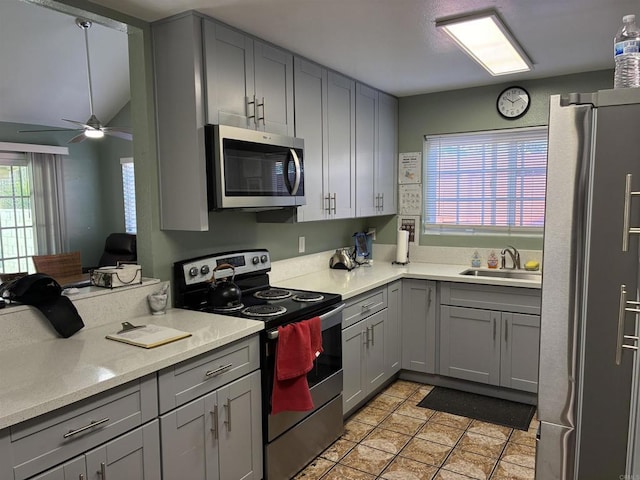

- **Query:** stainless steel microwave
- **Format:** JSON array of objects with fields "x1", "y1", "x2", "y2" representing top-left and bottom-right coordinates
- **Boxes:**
[{"x1": 205, "y1": 124, "x2": 305, "y2": 210}]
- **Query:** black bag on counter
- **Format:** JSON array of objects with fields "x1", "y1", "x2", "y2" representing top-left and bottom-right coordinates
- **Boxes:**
[{"x1": 3, "y1": 273, "x2": 84, "y2": 338}]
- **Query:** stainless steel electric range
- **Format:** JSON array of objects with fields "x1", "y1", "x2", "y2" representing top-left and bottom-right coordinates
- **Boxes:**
[{"x1": 174, "y1": 249, "x2": 344, "y2": 480}]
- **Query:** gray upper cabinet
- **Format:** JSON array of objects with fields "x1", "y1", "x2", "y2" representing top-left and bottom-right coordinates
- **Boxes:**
[
  {"x1": 377, "y1": 91, "x2": 398, "y2": 215},
  {"x1": 326, "y1": 71, "x2": 356, "y2": 219},
  {"x1": 402, "y1": 279, "x2": 437, "y2": 374},
  {"x1": 203, "y1": 20, "x2": 294, "y2": 136},
  {"x1": 153, "y1": 13, "x2": 209, "y2": 231},
  {"x1": 355, "y1": 83, "x2": 398, "y2": 218},
  {"x1": 293, "y1": 58, "x2": 328, "y2": 222}
]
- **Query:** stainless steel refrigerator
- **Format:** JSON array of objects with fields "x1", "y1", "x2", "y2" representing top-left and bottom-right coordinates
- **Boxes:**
[{"x1": 537, "y1": 88, "x2": 640, "y2": 479}]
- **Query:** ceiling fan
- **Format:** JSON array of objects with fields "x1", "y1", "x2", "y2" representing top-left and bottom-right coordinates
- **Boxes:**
[{"x1": 19, "y1": 18, "x2": 132, "y2": 143}]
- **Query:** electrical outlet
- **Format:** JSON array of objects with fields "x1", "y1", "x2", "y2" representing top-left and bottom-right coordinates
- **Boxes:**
[{"x1": 298, "y1": 236, "x2": 305, "y2": 253}]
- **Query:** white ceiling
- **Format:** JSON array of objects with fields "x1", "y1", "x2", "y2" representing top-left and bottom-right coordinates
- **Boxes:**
[{"x1": 1, "y1": 0, "x2": 638, "y2": 130}]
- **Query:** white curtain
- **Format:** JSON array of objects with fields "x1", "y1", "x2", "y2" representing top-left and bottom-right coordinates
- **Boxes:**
[{"x1": 29, "y1": 153, "x2": 68, "y2": 254}]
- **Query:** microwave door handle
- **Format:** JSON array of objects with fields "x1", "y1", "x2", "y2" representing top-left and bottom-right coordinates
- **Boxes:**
[{"x1": 289, "y1": 148, "x2": 301, "y2": 195}]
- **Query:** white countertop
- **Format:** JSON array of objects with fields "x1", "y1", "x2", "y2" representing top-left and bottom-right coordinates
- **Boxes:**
[
  {"x1": 274, "y1": 261, "x2": 541, "y2": 300},
  {"x1": 0, "y1": 309, "x2": 263, "y2": 430}
]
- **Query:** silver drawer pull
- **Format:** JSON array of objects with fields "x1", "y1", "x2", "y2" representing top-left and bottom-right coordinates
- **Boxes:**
[
  {"x1": 63, "y1": 417, "x2": 110, "y2": 438},
  {"x1": 97, "y1": 462, "x2": 106, "y2": 479},
  {"x1": 361, "y1": 302, "x2": 376, "y2": 311},
  {"x1": 205, "y1": 363, "x2": 233, "y2": 377},
  {"x1": 79, "y1": 475, "x2": 85, "y2": 480}
]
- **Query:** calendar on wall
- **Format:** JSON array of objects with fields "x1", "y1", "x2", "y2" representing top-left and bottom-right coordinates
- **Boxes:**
[{"x1": 398, "y1": 152, "x2": 422, "y2": 184}]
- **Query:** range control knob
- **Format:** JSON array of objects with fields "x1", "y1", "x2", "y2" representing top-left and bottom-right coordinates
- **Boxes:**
[
  {"x1": 188, "y1": 267, "x2": 199, "y2": 277},
  {"x1": 200, "y1": 265, "x2": 210, "y2": 275},
  {"x1": 260, "y1": 254, "x2": 268, "y2": 264},
  {"x1": 252, "y1": 256, "x2": 260, "y2": 265}
]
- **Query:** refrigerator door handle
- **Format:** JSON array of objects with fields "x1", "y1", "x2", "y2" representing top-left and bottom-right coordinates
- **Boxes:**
[
  {"x1": 622, "y1": 174, "x2": 640, "y2": 252},
  {"x1": 617, "y1": 284, "x2": 640, "y2": 365}
]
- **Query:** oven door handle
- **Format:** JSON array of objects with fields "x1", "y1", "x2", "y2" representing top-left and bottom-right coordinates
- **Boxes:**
[{"x1": 266, "y1": 303, "x2": 345, "y2": 340}]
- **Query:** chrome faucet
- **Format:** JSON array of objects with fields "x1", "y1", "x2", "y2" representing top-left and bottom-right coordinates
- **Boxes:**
[{"x1": 500, "y1": 246, "x2": 521, "y2": 270}]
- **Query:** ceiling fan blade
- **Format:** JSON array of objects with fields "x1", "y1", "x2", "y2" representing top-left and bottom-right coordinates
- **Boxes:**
[
  {"x1": 68, "y1": 132, "x2": 87, "y2": 144},
  {"x1": 18, "y1": 128, "x2": 81, "y2": 133},
  {"x1": 62, "y1": 118, "x2": 92, "y2": 129},
  {"x1": 103, "y1": 130, "x2": 133, "y2": 141}
]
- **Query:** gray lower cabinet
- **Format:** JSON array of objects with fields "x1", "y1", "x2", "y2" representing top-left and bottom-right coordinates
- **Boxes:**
[
  {"x1": 160, "y1": 370, "x2": 262, "y2": 480},
  {"x1": 28, "y1": 420, "x2": 161, "y2": 480},
  {"x1": 401, "y1": 279, "x2": 437, "y2": 374},
  {"x1": 342, "y1": 310, "x2": 387, "y2": 415},
  {"x1": 439, "y1": 282, "x2": 541, "y2": 393},
  {"x1": 342, "y1": 284, "x2": 402, "y2": 416}
]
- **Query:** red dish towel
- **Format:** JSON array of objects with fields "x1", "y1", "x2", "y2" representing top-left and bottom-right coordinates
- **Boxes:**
[{"x1": 271, "y1": 316, "x2": 322, "y2": 415}]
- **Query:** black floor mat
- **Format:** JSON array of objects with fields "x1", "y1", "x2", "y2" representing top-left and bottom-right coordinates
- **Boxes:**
[{"x1": 417, "y1": 386, "x2": 536, "y2": 431}]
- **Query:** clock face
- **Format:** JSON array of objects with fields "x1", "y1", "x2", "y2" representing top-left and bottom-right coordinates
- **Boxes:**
[{"x1": 497, "y1": 87, "x2": 530, "y2": 119}]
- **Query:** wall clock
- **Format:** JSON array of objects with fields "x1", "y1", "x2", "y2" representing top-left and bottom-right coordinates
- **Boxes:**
[{"x1": 497, "y1": 86, "x2": 530, "y2": 119}]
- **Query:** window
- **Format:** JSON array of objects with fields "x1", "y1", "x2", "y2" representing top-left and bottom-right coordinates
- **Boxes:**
[
  {"x1": 0, "y1": 152, "x2": 35, "y2": 273},
  {"x1": 121, "y1": 158, "x2": 136, "y2": 234},
  {"x1": 424, "y1": 127, "x2": 547, "y2": 235}
]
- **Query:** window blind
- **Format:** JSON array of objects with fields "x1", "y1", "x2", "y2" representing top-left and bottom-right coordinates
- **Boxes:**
[
  {"x1": 120, "y1": 159, "x2": 137, "y2": 234},
  {"x1": 424, "y1": 127, "x2": 548, "y2": 235}
]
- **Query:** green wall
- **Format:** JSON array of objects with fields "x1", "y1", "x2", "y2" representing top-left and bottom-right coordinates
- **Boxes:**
[
  {"x1": 0, "y1": 119, "x2": 131, "y2": 266},
  {"x1": 369, "y1": 70, "x2": 614, "y2": 250}
]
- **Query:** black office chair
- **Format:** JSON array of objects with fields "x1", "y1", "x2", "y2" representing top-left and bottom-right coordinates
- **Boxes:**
[{"x1": 98, "y1": 233, "x2": 137, "y2": 267}]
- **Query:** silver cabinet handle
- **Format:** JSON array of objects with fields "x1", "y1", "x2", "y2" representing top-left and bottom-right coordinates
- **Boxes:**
[
  {"x1": 257, "y1": 97, "x2": 265, "y2": 125},
  {"x1": 97, "y1": 462, "x2": 106, "y2": 480},
  {"x1": 370, "y1": 324, "x2": 375, "y2": 346},
  {"x1": 375, "y1": 194, "x2": 379, "y2": 210},
  {"x1": 363, "y1": 327, "x2": 369, "y2": 347},
  {"x1": 493, "y1": 319, "x2": 496, "y2": 341},
  {"x1": 247, "y1": 95, "x2": 257, "y2": 125},
  {"x1": 361, "y1": 302, "x2": 375, "y2": 312},
  {"x1": 324, "y1": 195, "x2": 331, "y2": 212},
  {"x1": 622, "y1": 174, "x2": 640, "y2": 252},
  {"x1": 224, "y1": 399, "x2": 231, "y2": 432},
  {"x1": 289, "y1": 148, "x2": 302, "y2": 195},
  {"x1": 331, "y1": 193, "x2": 337, "y2": 214},
  {"x1": 380, "y1": 193, "x2": 384, "y2": 211},
  {"x1": 505, "y1": 321, "x2": 509, "y2": 342},
  {"x1": 80, "y1": 475, "x2": 85, "y2": 480},
  {"x1": 63, "y1": 417, "x2": 110, "y2": 438},
  {"x1": 210, "y1": 405, "x2": 219, "y2": 439},
  {"x1": 205, "y1": 363, "x2": 233, "y2": 377},
  {"x1": 427, "y1": 288, "x2": 432, "y2": 308}
]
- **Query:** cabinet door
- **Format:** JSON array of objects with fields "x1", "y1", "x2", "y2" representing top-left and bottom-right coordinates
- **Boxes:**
[
  {"x1": 293, "y1": 57, "x2": 328, "y2": 222},
  {"x1": 402, "y1": 279, "x2": 437, "y2": 373},
  {"x1": 254, "y1": 41, "x2": 294, "y2": 136},
  {"x1": 203, "y1": 19, "x2": 254, "y2": 129},
  {"x1": 30, "y1": 457, "x2": 85, "y2": 480},
  {"x1": 500, "y1": 313, "x2": 540, "y2": 393},
  {"x1": 326, "y1": 71, "x2": 356, "y2": 219},
  {"x1": 355, "y1": 83, "x2": 378, "y2": 217},
  {"x1": 85, "y1": 421, "x2": 161, "y2": 480},
  {"x1": 217, "y1": 371, "x2": 262, "y2": 480},
  {"x1": 342, "y1": 322, "x2": 367, "y2": 415},
  {"x1": 160, "y1": 395, "x2": 219, "y2": 480},
  {"x1": 365, "y1": 310, "x2": 387, "y2": 392},
  {"x1": 376, "y1": 91, "x2": 398, "y2": 215},
  {"x1": 386, "y1": 280, "x2": 402, "y2": 375},
  {"x1": 440, "y1": 306, "x2": 500, "y2": 385}
]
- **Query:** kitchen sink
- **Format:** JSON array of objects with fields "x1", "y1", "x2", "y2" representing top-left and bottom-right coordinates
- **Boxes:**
[{"x1": 460, "y1": 268, "x2": 542, "y2": 280}]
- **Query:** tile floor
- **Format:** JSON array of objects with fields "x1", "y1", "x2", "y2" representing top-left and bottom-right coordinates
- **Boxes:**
[{"x1": 295, "y1": 380, "x2": 538, "y2": 480}]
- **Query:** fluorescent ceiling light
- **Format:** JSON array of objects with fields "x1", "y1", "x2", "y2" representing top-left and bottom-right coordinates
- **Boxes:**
[{"x1": 436, "y1": 11, "x2": 532, "y2": 76}]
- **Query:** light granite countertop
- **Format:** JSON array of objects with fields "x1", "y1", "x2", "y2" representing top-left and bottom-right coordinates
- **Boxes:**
[
  {"x1": 274, "y1": 261, "x2": 541, "y2": 300},
  {"x1": 0, "y1": 308, "x2": 263, "y2": 430}
]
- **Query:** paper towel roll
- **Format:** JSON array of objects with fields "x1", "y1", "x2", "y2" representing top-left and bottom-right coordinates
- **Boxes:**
[{"x1": 396, "y1": 230, "x2": 409, "y2": 263}]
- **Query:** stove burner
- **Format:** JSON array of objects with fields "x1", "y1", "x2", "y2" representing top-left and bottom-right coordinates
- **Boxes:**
[
  {"x1": 292, "y1": 293, "x2": 325, "y2": 302},
  {"x1": 254, "y1": 289, "x2": 292, "y2": 300},
  {"x1": 242, "y1": 304, "x2": 287, "y2": 317},
  {"x1": 211, "y1": 303, "x2": 245, "y2": 313}
]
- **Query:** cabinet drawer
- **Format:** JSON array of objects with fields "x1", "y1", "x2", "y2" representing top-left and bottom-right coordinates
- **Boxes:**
[
  {"x1": 441, "y1": 282, "x2": 541, "y2": 315},
  {"x1": 8, "y1": 375, "x2": 157, "y2": 480},
  {"x1": 343, "y1": 287, "x2": 387, "y2": 329},
  {"x1": 158, "y1": 335, "x2": 259, "y2": 413}
]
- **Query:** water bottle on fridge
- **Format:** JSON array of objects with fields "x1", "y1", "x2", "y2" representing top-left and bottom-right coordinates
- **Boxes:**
[{"x1": 614, "y1": 14, "x2": 640, "y2": 88}]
